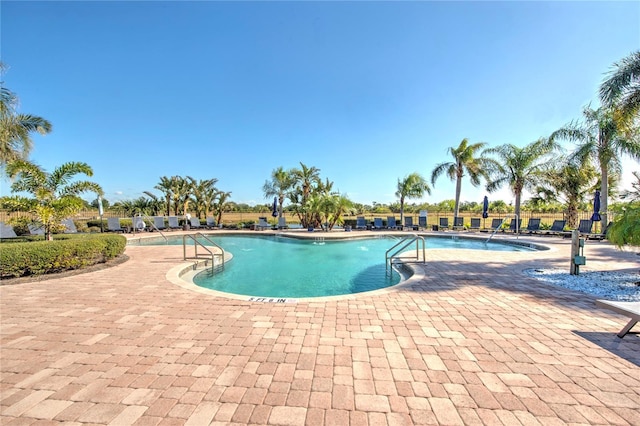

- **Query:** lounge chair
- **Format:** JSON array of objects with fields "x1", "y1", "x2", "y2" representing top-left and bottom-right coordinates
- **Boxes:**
[
  {"x1": 107, "y1": 217, "x2": 126, "y2": 233},
  {"x1": 256, "y1": 217, "x2": 271, "y2": 231},
  {"x1": 355, "y1": 216, "x2": 367, "y2": 230},
  {"x1": 28, "y1": 223, "x2": 45, "y2": 235},
  {"x1": 439, "y1": 217, "x2": 449, "y2": 230},
  {"x1": 61, "y1": 218, "x2": 77, "y2": 233},
  {"x1": 373, "y1": 217, "x2": 384, "y2": 230},
  {"x1": 278, "y1": 217, "x2": 288, "y2": 229},
  {"x1": 542, "y1": 219, "x2": 566, "y2": 236},
  {"x1": 586, "y1": 221, "x2": 611, "y2": 241},
  {"x1": 596, "y1": 300, "x2": 640, "y2": 338},
  {"x1": 469, "y1": 218, "x2": 481, "y2": 231},
  {"x1": 523, "y1": 218, "x2": 541, "y2": 234},
  {"x1": 153, "y1": 216, "x2": 167, "y2": 231},
  {"x1": 190, "y1": 216, "x2": 202, "y2": 230},
  {"x1": 577, "y1": 219, "x2": 593, "y2": 235},
  {"x1": 387, "y1": 217, "x2": 399, "y2": 230},
  {"x1": 453, "y1": 217, "x2": 464, "y2": 230},
  {"x1": 404, "y1": 216, "x2": 418, "y2": 231},
  {"x1": 206, "y1": 217, "x2": 217, "y2": 229},
  {"x1": 418, "y1": 215, "x2": 427, "y2": 230},
  {"x1": 506, "y1": 218, "x2": 522, "y2": 233},
  {"x1": 0, "y1": 222, "x2": 18, "y2": 239},
  {"x1": 168, "y1": 216, "x2": 180, "y2": 230},
  {"x1": 490, "y1": 218, "x2": 503, "y2": 232}
]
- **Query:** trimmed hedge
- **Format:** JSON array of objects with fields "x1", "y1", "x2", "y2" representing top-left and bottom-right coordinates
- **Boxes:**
[{"x1": 0, "y1": 234, "x2": 127, "y2": 279}]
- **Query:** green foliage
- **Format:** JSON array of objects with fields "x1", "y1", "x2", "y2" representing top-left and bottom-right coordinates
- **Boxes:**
[
  {"x1": 0, "y1": 234, "x2": 126, "y2": 278},
  {"x1": 608, "y1": 204, "x2": 640, "y2": 247}
]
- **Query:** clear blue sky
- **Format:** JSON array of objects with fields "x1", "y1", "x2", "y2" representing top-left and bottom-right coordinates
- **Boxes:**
[{"x1": 2, "y1": 1, "x2": 638, "y2": 206}]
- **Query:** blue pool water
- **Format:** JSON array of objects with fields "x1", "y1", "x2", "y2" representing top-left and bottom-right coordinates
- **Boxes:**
[{"x1": 181, "y1": 235, "x2": 535, "y2": 298}]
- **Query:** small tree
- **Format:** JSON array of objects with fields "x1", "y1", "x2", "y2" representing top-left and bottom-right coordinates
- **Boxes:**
[
  {"x1": 396, "y1": 173, "x2": 431, "y2": 225},
  {"x1": 6, "y1": 160, "x2": 103, "y2": 240}
]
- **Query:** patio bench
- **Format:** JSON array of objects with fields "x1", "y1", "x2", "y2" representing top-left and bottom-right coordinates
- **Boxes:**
[{"x1": 596, "y1": 300, "x2": 640, "y2": 338}]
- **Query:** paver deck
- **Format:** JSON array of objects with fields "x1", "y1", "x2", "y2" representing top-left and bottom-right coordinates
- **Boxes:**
[{"x1": 1, "y1": 231, "x2": 639, "y2": 425}]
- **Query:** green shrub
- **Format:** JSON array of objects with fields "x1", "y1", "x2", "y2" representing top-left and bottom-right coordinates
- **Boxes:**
[{"x1": 0, "y1": 234, "x2": 127, "y2": 279}]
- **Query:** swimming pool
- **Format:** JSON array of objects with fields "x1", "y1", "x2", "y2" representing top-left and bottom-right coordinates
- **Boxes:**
[{"x1": 157, "y1": 234, "x2": 537, "y2": 298}]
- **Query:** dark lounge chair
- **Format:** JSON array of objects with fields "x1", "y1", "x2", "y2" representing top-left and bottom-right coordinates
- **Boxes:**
[
  {"x1": 523, "y1": 218, "x2": 541, "y2": 234},
  {"x1": 540, "y1": 220, "x2": 566, "y2": 236}
]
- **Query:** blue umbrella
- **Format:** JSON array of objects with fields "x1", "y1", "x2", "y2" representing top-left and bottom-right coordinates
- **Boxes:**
[
  {"x1": 482, "y1": 196, "x2": 489, "y2": 219},
  {"x1": 272, "y1": 196, "x2": 278, "y2": 217},
  {"x1": 591, "y1": 190, "x2": 601, "y2": 221}
]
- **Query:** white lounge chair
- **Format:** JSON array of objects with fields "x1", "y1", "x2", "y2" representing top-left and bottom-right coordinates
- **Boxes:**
[
  {"x1": 0, "y1": 222, "x2": 18, "y2": 238},
  {"x1": 278, "y1": 217, "x2": 288, "y2": 229},
  {"x1": 153, "y1": 216, "x2": 166, "y2": 231},
  {"x1": 61, "y1": 218, "x2": 77, "y2": 233},
  {"x1": 206, "y1": 217, "x2": 217, "y2": 229},
  {"x1": 168, "y1": 216, "x2": 180, "y2": 230},
  {"x1": 28, "y1": 223, "x2": 45, "y2": 235},
  {"x1": 190, "y1": 216, "x2": 202, "y2": 229},
  {"x1": 107, "y1": 217, "x2": 126, "y2": 233},
  {"x1": 256, "y1": 217, "x2": 271, "y2": 231},
  {"x1": 596, "y1": 300, "x2": 640, "y2": 338}
]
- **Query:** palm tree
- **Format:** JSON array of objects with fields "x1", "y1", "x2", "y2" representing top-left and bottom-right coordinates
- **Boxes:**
[
  {"x1": 5, "y1": 160, "x2": 103, "y2": 240},
  {"x1": 0, "y1": 63, "x2": 52, "y2": 166},
  {"x1": 550, "y1": 106, "x2": 640, "y2": 225},
  {"x1": 290, "y1": 162, "x2": 321, "y2": 227},
  {"x1": 430, "y1": 138, "x2": 491, "y2": 218},
  {"x1": 621, "y1": 171, "x2": 640, "y2": 201},
  {"x1": 535, "y1": 157, "x2": 598, "y2": 228},
  {"x1": 262, "y1": 167, "x2": 293, "y2": 219},
  {"x1": 600, "y1": 51, "x2": 640, "y2": 121},
  {"x1": 188, "y1": 177, "x2": 218, "y2": 219},
  {"x1": 155, "y1": 176, "x2": 179, "y2": 216},
  {"x1": 395, "y1": 173, "x2": 431, "y2": 225},
  {"x1": 213, "y1": 191, "x2": 232, "y2": 226},
  {"x1": 483, "y1": 138, "x2": 558, "y2": 220}
]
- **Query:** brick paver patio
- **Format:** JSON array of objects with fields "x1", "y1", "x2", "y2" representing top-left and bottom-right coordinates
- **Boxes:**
[{"x1": 1, "y1": 231, "x2": 639, "y2": 425}]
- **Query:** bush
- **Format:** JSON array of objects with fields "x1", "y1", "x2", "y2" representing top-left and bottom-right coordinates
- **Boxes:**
[{"x1": 0, "y1": 234, "x2": 127, "y2": 278}]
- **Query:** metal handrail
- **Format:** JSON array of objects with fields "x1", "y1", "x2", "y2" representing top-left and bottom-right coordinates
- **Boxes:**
[
  {"x1": 183, "y1": 233, "x2": 225, "y2": 274},
  {"x1": 486, "y1": 213, "x2": 519, "y2": 243},
  {"x1": 385, "y1": 234, "x2": 426, "y2": 270}
]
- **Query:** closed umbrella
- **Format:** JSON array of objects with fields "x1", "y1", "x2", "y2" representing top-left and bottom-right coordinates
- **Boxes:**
[
  {"x1": 591, "y1": 190, "x2": 601, "y2": 222},
  {"x1": 272, "y1": 196, "x2": 278, "y2": 218},
  {"x1": 482, "y1": 196, "x2": 489, "y2": 219}
]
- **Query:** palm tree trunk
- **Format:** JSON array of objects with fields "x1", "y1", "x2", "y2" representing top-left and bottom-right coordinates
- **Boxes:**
[
  {"x1": 454, "y1": 176, "x2": 462, "y2": 218},
  {"x1": 601, "y1": 165, "x2": 609, "y2": 226},
  {"x1": 400, "y1": 197, "x2": 405, "y2": 225}
]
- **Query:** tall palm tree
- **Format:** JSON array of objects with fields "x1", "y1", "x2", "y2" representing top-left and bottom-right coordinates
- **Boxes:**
[
  {"x1": 395, "y1": 173, "x2": 431, "y2": 225},
  {"x1": 430, "y1": 138, "x2": 491, "y2": 218},
  {"x1": 0, "y1": 63, "x2": 52, "y2": 166},
  {"x1": 6, "y1": 160, "x2": 103, "y2": 240},
  {"x1": 600, "y1": 51, "x2": 640, "y2": 121},
  {"x1": 483, "y1": 138, "x2": 558, "y2": 220},
  {"x1": 262, "y1": 167, "x2": 293, "y2": 219},
  {"x1": 550, "y1": 106, "x2": 640, "y2": 225}
]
